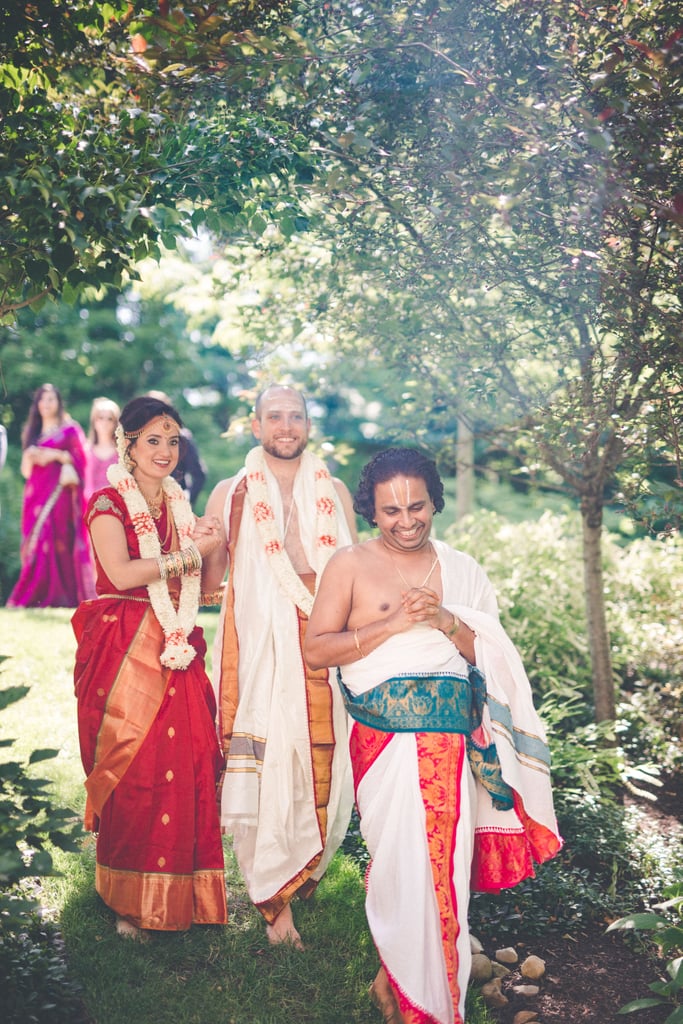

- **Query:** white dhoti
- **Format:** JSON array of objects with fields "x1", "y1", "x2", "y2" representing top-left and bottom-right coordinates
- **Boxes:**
[{"x1": 341, "y1": 541, "x2": 562, "y2": 1023}]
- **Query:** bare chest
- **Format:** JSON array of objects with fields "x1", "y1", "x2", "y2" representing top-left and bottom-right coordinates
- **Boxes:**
[
  {"x1": 283, "y1": 503, "x2": 314, "y2": 574},
  {"x1": 350, "y1": 558, "x2": 443, "y2": 623}
]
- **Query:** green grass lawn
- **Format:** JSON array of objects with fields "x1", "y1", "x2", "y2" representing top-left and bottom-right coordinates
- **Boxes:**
[{"x1": 1, "y1": 607, "x2": 493, "y2": 1024}]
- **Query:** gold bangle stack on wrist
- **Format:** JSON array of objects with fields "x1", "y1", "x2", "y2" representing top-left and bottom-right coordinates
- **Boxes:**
[
  {"x1": 157, "y1": 542, "x2": 202, "y2": 581},
  {"x1": 354, "y1": 627, "x2": 366, "y2": 659}
]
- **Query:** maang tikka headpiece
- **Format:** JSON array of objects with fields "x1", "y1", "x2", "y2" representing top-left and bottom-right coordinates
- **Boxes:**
[{"x1": 115, "y1": 415, "x2": 176, "y2": 471}]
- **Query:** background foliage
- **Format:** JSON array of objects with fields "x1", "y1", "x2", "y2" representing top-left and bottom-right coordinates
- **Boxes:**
[
  {"x1": 1, "y1": 3, "x2": 681, "y2": 1015},
  {"x1": 2, "y1": 0, "x2": 681, "y2": 721}
]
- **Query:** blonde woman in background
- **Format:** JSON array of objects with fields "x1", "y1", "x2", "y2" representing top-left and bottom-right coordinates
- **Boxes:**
[{"x1": 84, "y1": 396, "x2": 120, "y2": 502}]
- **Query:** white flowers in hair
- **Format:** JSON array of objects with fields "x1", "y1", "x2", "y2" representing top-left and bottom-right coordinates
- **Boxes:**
[
  {"x1": 107, "y1": 461, "x2": 200, "y2": 669},
  {"x1": 114, "y1": 423, "x2": 129, "y2": 462}
]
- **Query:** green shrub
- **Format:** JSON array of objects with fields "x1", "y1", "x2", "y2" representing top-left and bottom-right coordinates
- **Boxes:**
[
  {"x1": 444, "y1": 511, "x2": 682, "y2": 790},
  {"x1": 469, "y1": 793, "x2": 680, "y2": 945},
  {"x1": 0, "y1": 465, "x2": 22, "y2": 603},
  {"x1": 444, "y1": 510, "x2": 593, "y2": 702},
  {"x1": 436, "y1": 514, "x2": 681, "y2": 946},
  {"x1": 0, "y1": 657, "x2": 86, "y2": 1021},
  {"x1": 607, "y1": 882, "x2": 683, "y2": 1022},
  {"x1": 0, "y1": 917, "x2": 87, "y2": 1024},
  {"x1": 341, "y1": 806, "x2": 369, "y2": 868},
  {"x1": 538, "y1": 688, "x2": 623, "y2": 797},
  {"x1": 609, "y1": 534, "x2": 683, "y2": 774},
  {"x1": 0, "y1": 660, "x2": 83, "y2": 927}
]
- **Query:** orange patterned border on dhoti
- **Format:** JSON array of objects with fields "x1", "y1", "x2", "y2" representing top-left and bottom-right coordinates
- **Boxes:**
[
  {"x1": 471, "y1": 792, "x2": 563, "y2": 893},
  {"x1": 388, "y1": 733, "x2": 466, "y2": 1024},
  {"x1": 351, "y1": 725, "x2": 467, "y2": 1024}
]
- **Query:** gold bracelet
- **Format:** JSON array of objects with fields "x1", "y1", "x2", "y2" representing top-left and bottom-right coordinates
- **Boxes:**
[
  {"x1": 446, "y1": 614, "x2": 461, "y2": 638},
  {"x1": 184, "y1": 541, "x2": 203, "y2": 572},
  {"x1": 163, "y1": 551, "x2": 184, "y2": 578},
  {"x1": 160, "y1": 546, "x2": 203, "y2": 579},
  {"x1": 354, "y1": 627, "x2": 365, "y2": 659}
]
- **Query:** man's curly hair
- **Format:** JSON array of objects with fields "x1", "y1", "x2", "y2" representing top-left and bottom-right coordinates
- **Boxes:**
[{"x1": 353, "y1": 447, "x2": 445, "y2": 525}]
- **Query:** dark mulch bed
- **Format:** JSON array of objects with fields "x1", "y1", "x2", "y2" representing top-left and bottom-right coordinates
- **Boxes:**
[
  {"x1": 490, "y1": 771, "x2": 683, "y2": 1024},
  {"x1": 493, "y1": 924, "x2": 671, "y2": 1024}
]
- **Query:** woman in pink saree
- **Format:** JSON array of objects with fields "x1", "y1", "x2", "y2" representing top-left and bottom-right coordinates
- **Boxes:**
[{"x1": 7, "y1": 383, "x2": 95, "y2": 608}]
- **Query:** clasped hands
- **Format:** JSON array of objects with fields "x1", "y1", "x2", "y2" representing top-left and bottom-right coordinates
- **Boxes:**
[
  {"x1": 398, "y1": 585, "x2": 450, "y2": 632},
  {"x1": 191, "y1": 515, "x2": 222, "y2": 557}
]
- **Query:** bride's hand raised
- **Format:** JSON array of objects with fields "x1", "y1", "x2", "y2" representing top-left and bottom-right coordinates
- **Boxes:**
[{"x1": 191, "y1": 515, "x2": 223, "y2": 557}]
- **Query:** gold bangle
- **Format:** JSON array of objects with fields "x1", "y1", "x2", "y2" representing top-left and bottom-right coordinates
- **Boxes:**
[
  {"x1": 446, "y1": 614, "x2": 461, "y2": 638},
  {"x1": 160, "y1": 546, "x2": 203, "y2": 580},
  {"x1": 354, "y1": 627, "x2": 365, "y2": 659},
  {"x1": 184, "y1": 541, "x2": 202, "y2": 572},
  {"x1": 163, "y1": 551, "x2": 183, "y2": 578}
]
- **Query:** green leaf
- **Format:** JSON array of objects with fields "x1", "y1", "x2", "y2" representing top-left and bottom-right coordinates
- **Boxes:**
[
  {"x1": 279, "y1": 215, "x2": 295, "y2": 239},
  {"x1": 668, "y1": 957, "x2": 683, "y2": 984},
  {"x1": 25, "y1": 259, "x2": 50, "y2": 283},
  {"x1": 52, "y1": 242, "x2": 76, "y2": 273},
  {"x1": 29, "y1": 850, "x2": 54, "y2": 875},
  {"x1": 650, "y1": 980, "x2": 677, "y2": 996},
  {"x1": 61, "y1": 281, "x2": 79, "y2": 305},
  {"x1": 249, "y1": 213, "x2": 268, "y2": 236},
  {"x1": 607, "y1": 913, "x2": 668, "y2": 933},
  {"x1": 617, "y1": 997, "x2": 667, "y2": 1013}
]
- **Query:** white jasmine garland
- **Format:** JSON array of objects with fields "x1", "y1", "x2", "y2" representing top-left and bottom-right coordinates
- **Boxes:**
[
  {"x1": 107, "y1": 462, "x2": 201, "y2": 669},
  {"x1": 245, "y1": 446, "x2": 338, "y2": 616},
  {"x1": 114, "y1": 423, "x2": 129, "y2": 463}
]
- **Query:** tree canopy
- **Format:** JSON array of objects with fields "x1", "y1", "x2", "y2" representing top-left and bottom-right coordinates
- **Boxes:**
[
  {"x1": 1, "y1": 0, "x2": 682, "y2": 722},
  {"x1": 0, "y1": 0, "x2": 313, "y2": 319}
]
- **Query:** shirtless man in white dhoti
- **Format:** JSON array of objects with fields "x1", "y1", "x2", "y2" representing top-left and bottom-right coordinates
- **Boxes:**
[
  {"x1": 305, "y1": 447, "x2": 561, "y2": 1024},
  {"x1": 203, "y1": 384, "x2": 358, "y2": 949}
]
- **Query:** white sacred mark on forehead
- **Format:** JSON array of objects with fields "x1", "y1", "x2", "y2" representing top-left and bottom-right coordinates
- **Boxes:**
[{"x1": 389, "y1": 478, "x2": 412, "y2": 508}]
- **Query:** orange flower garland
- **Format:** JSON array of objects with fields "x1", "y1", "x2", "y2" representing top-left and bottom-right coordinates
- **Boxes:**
[
  {"x1": 108, "y1": 457, "x2": 201, "y2": 669},
  {"x1": 244, "y1": 447, "x2": 339, "y2": 615}
]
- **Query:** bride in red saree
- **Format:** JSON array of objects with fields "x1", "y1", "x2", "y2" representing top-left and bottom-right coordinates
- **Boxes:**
[{"x1": 72, "y1": 394, "x2": 228, "y2": 938}]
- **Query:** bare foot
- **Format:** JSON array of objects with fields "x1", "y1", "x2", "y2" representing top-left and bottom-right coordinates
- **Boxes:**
[
  {"x1": 369, "y1": 967, "x2": 404, "y2": 1023},
  {"x1": 115, "y1": 915, "x2": 149, "y2": 942},
  {"x1": 265, "y1": 904, "x2": 304, "y2": 950}
]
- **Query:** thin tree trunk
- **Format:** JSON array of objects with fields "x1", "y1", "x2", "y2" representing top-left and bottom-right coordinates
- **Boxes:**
[
  {"x1": 455, "y1": 415, "x2": 474, "y2": 520},
  {"x1": 580, "y1": 500, "x2": 616, "y2": 722}
]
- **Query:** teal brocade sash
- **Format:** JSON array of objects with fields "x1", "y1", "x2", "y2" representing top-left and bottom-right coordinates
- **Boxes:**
[{"x1": 337, "y1": 666, "x2": 513, "y2": 811}]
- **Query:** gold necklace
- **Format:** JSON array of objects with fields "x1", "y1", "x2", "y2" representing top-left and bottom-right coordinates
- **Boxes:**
[
  {"x1": 385, "y1": 542, "x2": 439, "y2": 590},
  {"x1": 283, "y1": 498, "x2": 295, "y2": 539},
  {"x1": 158, "y1": 502, "x2": 174, "y2": 550},
  {"x1": 139, "y1": 488, "x2": 164, "y2": 520}
]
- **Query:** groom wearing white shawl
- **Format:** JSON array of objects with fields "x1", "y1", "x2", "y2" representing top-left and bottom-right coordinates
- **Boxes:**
[{"x1": 203, "y1": 386, "x2": 356, "y2": 945}]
